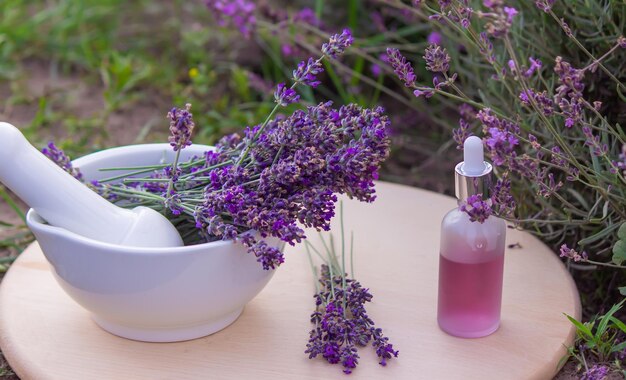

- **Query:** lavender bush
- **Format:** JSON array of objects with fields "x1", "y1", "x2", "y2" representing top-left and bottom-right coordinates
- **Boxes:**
[
  {"x1": 204, "y1": 1, "x2": 624, "y2": 274},
  {"x1": 381, "y1": 0, "x2": 626, "y2": 286},
  {"x1": 46, "y1": 29, "x2": 391, "y2": 270}
]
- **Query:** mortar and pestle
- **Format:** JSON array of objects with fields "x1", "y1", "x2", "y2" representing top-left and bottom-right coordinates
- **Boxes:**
[{"x1": 0, "y1": 122, "x2": 281, "y2": 342}]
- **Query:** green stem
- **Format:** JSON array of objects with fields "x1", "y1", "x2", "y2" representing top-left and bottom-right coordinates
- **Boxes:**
[
  {"x1": 305, "y1": 243, "x2": 321, "y2": 297},
  {"x1": 582, "y1": 259, "x2": 626, "y2": 269},
  {"x1": 340, "y1": 202, "x2": 347, "y2": 315},
  {"x1": 548, "y1": 10, "x2": 625, "y2": 91},
  {"x1": 166, "y1": 148, "x2": 182, "y2": 199}
]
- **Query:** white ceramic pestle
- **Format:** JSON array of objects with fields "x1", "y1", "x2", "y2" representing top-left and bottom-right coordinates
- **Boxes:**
[{"x1": 0, "y1": 122, "x2": 183, "y2": 247}]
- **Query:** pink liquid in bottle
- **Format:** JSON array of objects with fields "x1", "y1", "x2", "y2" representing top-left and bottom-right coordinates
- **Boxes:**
[
  {"x1": 437, "y1": 253, "x2": 504, "y2": 338},
  {"x1": 437, "y1": 208, "x2": 506, "y2": 338}
]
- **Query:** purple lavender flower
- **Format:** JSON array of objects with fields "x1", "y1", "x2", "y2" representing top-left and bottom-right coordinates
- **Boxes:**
[
  {"x1": 538, "y1": 172, "x2": 563, "y2": 198},
  {"x1": 503, "y1": 6, "x2": 518, "y2": 23},
  {"x1": 460, "y1": 194, "x2": 493, "y2": 223},
  {"x1": 477, "y1": 109, "x2": 519, "y2": 167},
  {"x1": 482, "y1": 0, "x2": 499, "y2": 8},
  {"x1": 164, "y1": 192, "x2": 183, "y2": 216},
  {"x1": 554, "y1": 57, "x2": 585, "y2": 128},
  {"x1": 484, "y1": 127, "x2": 519, "y2": 166},
  {"x1": 580, "y1": 364, "x2": 609, "y2": 380},
  {"x1": 424, "y1": 44, "x2": 450, "y2": 73},
  {"x1": 478, "y1": 32, "x2": 496, "y2": 63},
  {"x1": 482, "y1": 2, "x2": 516, "y2": 37},
  {"x1": 535, "y1": 0, "x2": 555, "y2": 12},
  {"x1": 386, "y1": 48, "x2": 417, "y2": 87},
  {"x1": 322, "y1": 29, "x2": 354, "y2": 59},
  {"x1": 438, "y1": 0, "x2": 452, "y2": 9},
  {"x1": 523, "y1": 57, "x2": 542, "y2": 78},
  {"x1": 42, "y1": 142, "x2": 83, "y2": 181},
  {"x1": 582, "y1": 126, "x2": 608, "y2": 156},
  {"x1": 294, "y1": 8, "x2": 321, "y2": 27},
  {"x1": 293, "y1": 58, "x2": 324, "y2": 87},
  {"x1": 205, "y1": 0, "x2": 256, "y2": 38},
  {"x1": 427, "y1": 31, "x2": 443, "y2": 45},
  {"x1": 168, "y1": 103, "x2": 195, "y2": 151},
  {"x1": 306, "y1": 264, "x2": 398, "y2": 374},
  {"x1": 274, "y1": 82, "x2": 300, "y2": 106},
  {"x1": 453, "y1": 118, "x2": 473, "y2": 149},
  {"x1": 519, "y1": 89, "x2": 554, "y2": 116},
  {"x1": 491, "y1": 177, "x2": 515, "y2": 217},
  {"x1": 281, "y1": 44, "x2": 295, "y2": 58},
  {"x1": 413, "y1": 88, "x2": 434, "y2": 98}
]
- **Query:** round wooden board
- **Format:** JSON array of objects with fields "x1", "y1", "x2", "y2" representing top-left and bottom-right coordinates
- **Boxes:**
[{"x1": 0, "y1": 182, "x2": 580, "y2": 380}]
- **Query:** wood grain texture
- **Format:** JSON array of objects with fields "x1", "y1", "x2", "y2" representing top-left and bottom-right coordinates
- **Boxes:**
[{"x1": 0, "y1": 182, "x2": 580, "y2": 380}]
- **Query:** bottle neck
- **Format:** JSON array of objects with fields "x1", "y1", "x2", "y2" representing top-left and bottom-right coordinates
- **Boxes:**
[{"x1": 454, "y1": 161, "x2": 493, "y2": 202}]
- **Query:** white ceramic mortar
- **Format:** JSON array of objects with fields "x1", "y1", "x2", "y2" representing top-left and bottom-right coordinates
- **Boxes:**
[{"x1": 26, "y1": 144, "x2": 282, "y2": 342}]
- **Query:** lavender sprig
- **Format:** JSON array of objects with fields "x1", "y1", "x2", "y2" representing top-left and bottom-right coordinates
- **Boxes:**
[
  {"x1": 42, "y1": 142, "x2": 83, "y2": 181},
  {"x1": 166, "y1": 103, "x2": 195, "y2": 201},
  {"x1": 236, "y1": 28, "x2": 354, "y2": 167},
  {"x1": 460, "y1": 194, "x2": 493, "y2": 223},
  {"x1": 304, "y1": 221, "x2": 398, "y2": 374}
]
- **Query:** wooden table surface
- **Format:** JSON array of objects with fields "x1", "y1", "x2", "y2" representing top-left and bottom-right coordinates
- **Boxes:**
[{"x1": 0, "y1": 182, "x2": 580, "y2": 380}]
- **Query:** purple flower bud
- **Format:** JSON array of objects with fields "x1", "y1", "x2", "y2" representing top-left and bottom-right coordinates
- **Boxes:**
[
  {"x1": 205, "y1": 0, "x2": 256, "y2": 38},
  {"x1": 460, "y1": 194, "x2": 493, "y2": 223},
  {"x1": 427, "y1": 31, "x2": 443, "y2": 45},
  {"x1": 168, "y1": 103, "x2": 195, "y2": 151},
  {"x1": 274, "y1": 82, "x2": 300, "y2": 106},
  {"x1": 503, "y1": 6, "x2": 518, "y2": 23},
  {"x1": 321, "y1": 29, "x2": 354, "y2": 59},
  {"x1": 491, "y1": 177, "x2": 515, "y2": 217},
  {"x1": 559, "y1": 244, "x2": 586, "y2": 262},
  {"x1": 386, "y1": 48, "x2": 417, "y2": 87},
  {"x1": 535, "y1": 0, "x2": 555, "y2": 12},
  {"x1": 293, "y1": 58, "x2": 324, "y2": 87},
  {"x1": 42, "y1": 142, "x2": 83, "y2": 181},
  {"x1": 423, "y1": 44, "x2": 450, "y2": 73},
  {"x1": 413, "y1": 88, "x2": 434, "y2": 98},
  {"x1": 523, "y1": 57, "x2": 542, "y2": 77}
]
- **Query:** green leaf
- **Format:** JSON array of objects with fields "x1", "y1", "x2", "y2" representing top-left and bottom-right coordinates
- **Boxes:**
[
  {"x1": 611, "y1": 341, "x2": 626, "y2": 353},
  {"x1": 579, "y1": 223, "x2": 619, "y2": 245},
  {"x1": 618, "y1": 222, "x2": 626, "y2": 240},
  {"x1": 612, "y1": 240, "x2": 626, "y2": 265},
  {"x1": 597, "y1": 300, "x2": 624, "y2": 336},
  {"x1": 565, "y1": 314, "x2": 594, "y2": 340},
  {"x1": 609, "y1": 316, "x2": 626, "y2": 334},
  {"x1": 619, "y1": 287, "x2": 626, "y2": 296}
]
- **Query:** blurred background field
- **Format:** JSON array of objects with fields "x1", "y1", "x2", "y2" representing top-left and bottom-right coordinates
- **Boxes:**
[{"x1": 0, "y1": 1, "x2": 625, "y2": 378}]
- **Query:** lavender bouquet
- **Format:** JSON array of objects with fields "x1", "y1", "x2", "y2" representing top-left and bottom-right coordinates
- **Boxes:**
[
  {"x1": 304, "y1": 204, "x2": 398, "y2": 374},
  {"x1": 46, "y1": 29, "x2": 391, "y2": 270}
]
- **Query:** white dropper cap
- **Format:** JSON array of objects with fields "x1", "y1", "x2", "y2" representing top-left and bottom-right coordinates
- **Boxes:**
[
  {"x1": 454, "y1": 136, "x2": 492, "y2": 201},
  {"x1": 463, "y1": 136, "x2": 486, "y2": 175}
]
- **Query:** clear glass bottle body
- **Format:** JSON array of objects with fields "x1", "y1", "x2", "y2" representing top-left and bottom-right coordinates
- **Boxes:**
[{"x1": 437, "y1": 207, "x2": 506, "y2": 338}]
